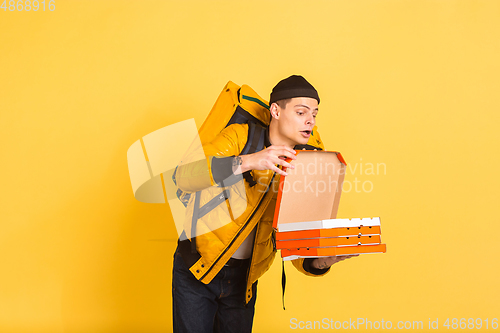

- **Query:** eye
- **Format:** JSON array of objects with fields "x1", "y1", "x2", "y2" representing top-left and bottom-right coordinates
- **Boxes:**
[{"x1": 296, "y1": 112, "x2": 304, "y2": 115}]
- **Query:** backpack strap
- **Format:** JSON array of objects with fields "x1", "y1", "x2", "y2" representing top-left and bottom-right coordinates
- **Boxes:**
[
  {"x1": 240, "y1": 121, "x2": 266, "y2": 155},
  {"x1": 190, "y1": 191, "x2": 202, "y2": 254},
  {"x1": 177, "y1": 231, "x2": 202, "y2": 268},
  {"x1": 240, "y1": 122, "x2": 267, "y2": 187}
]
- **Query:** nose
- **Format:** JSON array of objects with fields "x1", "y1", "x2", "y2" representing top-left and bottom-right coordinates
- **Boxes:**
[{"x1": 306, "y1": 114, "x2": 315, "y2": 126}]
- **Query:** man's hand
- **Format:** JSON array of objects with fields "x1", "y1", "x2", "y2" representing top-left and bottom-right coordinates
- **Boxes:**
[
  {"x1": 232, "y1": 145, "x2": 297, "y2": 176},
  {"x1": 311, "y1": 255, "x2": 359, "y2": 270}
]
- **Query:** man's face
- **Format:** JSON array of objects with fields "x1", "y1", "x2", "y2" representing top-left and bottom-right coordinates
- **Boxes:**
[{"x1": 272, "y1": 97, "x2": 319, "y2": 146}]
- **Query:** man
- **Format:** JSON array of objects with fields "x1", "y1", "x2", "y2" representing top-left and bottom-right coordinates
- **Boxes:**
[{"x1": 173, "y1": 75, "x2": 356, "y2": 333}]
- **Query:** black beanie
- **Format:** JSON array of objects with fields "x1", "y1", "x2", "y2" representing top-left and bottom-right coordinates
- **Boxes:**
[{"x1": 269, "y1": 75, "x2": 320, "y2": 105}]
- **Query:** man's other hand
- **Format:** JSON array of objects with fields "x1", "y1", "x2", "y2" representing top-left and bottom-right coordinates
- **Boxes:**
[
  {"x1": 233, "y1": 145, "x2": 297, "y2": 176},
  {"x1": 311, "y1": 255, "x2": 359, "y2": 270}
]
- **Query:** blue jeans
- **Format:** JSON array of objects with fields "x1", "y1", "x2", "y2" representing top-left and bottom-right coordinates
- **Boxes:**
[{"x1": 172, "y1": 248, "x2": 257, "y2": 333}]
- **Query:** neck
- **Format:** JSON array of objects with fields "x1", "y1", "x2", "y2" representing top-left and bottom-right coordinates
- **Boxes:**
[{"x1": 269, "y1": 119, "x2": 295, "y2": 149}]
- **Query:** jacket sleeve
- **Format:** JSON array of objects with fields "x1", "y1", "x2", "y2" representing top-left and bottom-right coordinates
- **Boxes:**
[{"x1": 175, "y1": 124, "x2": 248, "y2": 192}]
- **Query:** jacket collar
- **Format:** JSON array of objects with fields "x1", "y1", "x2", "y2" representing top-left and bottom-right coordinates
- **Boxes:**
[{"x1": 265, "y1": 125, "x2": 305, "y2": 150}]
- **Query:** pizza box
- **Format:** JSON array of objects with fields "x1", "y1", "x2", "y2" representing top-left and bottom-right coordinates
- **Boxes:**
[
  {"x1": 281, "y1": 244, "x2": 387, "y2": 260},
  {"x1": 271, "y1": 150, "x2": 386, "y2": 259},
  {"x1": 276, "y1": 234, "x2": 381, "y2": 249}
]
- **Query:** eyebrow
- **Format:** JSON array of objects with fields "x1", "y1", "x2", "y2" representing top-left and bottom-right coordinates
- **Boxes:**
[{"x1": 294, "y1": 104, "x2": 319, "y2": 111}]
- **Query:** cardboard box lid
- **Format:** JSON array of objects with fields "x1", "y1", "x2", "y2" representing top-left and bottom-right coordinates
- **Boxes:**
[{"x1": 273, "y1": 150, "x2": 346, "y2": 230}]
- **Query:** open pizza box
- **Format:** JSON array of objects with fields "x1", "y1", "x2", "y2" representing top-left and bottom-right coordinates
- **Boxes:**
[{"x1": 272, "y1": 150, "x2": 386, "y2": 260}]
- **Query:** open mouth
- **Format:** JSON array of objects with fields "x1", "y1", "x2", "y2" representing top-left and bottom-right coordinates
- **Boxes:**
[{"x1": 301, "y1": 130, "x2": 312, "y2": 135}]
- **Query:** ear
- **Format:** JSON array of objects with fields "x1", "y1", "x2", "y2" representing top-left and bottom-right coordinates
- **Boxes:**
[{"x1": 270, "y1": 103, "x2": 280, "y2": 119}]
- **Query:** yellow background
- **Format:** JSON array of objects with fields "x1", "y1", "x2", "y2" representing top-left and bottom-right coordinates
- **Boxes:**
[{"x1": 1, "y1": 1, "x2": 499, "y2": 332}]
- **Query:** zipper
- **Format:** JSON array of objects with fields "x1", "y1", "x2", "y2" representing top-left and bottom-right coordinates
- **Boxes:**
[{"x1": 199, "y1": 172, "x2": 277, "y2": 281}]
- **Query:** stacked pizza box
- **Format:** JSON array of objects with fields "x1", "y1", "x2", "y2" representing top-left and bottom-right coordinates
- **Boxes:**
[{"x1": 272, "y1": 150, "x2": 386, "y2": 260}]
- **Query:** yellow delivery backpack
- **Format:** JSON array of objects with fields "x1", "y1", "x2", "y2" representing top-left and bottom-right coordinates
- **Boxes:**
[{"x1": 172, "y1": 80, "x2": 325, "y2": 272}]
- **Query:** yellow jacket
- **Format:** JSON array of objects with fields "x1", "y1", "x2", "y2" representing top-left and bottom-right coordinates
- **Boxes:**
[{"x1": 175, "y1": 122, "x2": 330, "y2": 303}]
